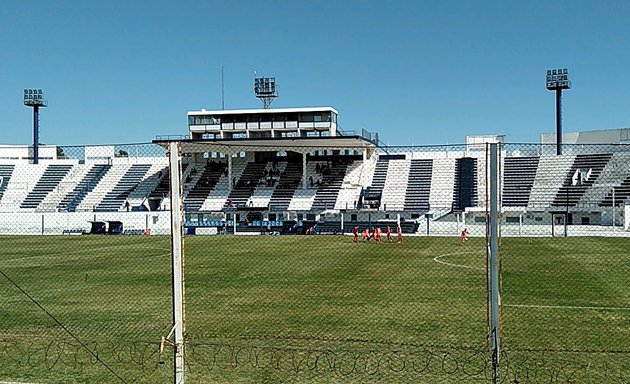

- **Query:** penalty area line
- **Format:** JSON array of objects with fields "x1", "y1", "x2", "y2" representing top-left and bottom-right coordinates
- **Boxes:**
[{"x1": 504, "y1": 303, "x2": 630, "y2": 311}]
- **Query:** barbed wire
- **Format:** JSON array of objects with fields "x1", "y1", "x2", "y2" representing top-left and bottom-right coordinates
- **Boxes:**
[
  {"x1": 3, "y1": 336, "x2": 628, "y2": 382},
  {"x1": 0, "y1": 337, "x2": 165, "y2": 381},
  {"x1": 182, "y1": 337, "x2": 630, "y2": 383}
]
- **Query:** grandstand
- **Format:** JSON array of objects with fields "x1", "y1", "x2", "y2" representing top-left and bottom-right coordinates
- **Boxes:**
[{"x1": 1, "y1": 109, "x2": 630, "y2": 235}]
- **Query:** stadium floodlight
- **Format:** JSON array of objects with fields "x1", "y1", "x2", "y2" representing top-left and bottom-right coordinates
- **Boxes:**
[
  {"x1": 23, "y1": 88, "x2": 48, "y2": 164},
  {"x1": 546, "y1": 68, "x2": 571, "y2": 156},
  {"x1": 254, "y1": 76, "x2": 277, "y2": 109}
]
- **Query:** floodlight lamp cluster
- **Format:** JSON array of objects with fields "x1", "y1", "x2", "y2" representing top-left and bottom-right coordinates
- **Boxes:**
[
  {"x1": 23, "y1": 89, "x2": 47, "y2": 107},
  {"x1": 546, "y1": 68, "x2": 571, "y2": 90},
  {"x1": 254, "y1": 77, "x2": 276, "y2": 97}
]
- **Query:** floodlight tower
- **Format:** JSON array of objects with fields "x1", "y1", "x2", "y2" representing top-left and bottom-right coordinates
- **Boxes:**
[
  {"x1": 23, "y1": 89, "x2": 47, "y2": 164},
  {"x1": 546, "y1": 68, "x2": 571, "y2": 155},
  {"x1": 254, "y1": 77, "x2": 276, "y2": 109}
]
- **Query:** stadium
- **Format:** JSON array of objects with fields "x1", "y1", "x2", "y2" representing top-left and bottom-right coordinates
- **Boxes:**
[
  {"x1": 1, "y1": 104, "x2": 629, "y2": 236},
  {"x1": 2, "y1": 85, "x2": 630, "y2": 384}
]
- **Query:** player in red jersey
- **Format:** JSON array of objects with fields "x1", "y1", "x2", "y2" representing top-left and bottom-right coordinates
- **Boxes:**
[
  {"x1": 362, "y1": 227, "x2": 369, "y2": 241},
  {"x1": 460, "y1": 228, "x2": 469, "y2": 245},
  {"x1": 385, "y1": 225, "x2": 392, "y2": 242},
  {"x1": 396, "y1": 224, "x2": 403, "y2": 243},
  {"x1": 352, "y1": 225, "x2": 359, "y2": 243}
]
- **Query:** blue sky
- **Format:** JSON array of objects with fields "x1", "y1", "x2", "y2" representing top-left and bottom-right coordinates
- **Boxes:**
[{"x1": 1, "y1": 1, "x2": 629, "y2": 146}]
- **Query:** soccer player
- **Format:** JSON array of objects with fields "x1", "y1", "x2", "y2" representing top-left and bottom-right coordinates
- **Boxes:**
[
  {"x1": 460, "y1": 228, "x2": 469, "y2": 245},
  {"x1": 375, "y1": 227, "x2": 382, "y2": 243},
  {"x1": 352, "y1": 225, "x2": 359, "y2": 243},
  {"x1": 371, "y1": 227, "x2": 379, "y2": 243},
  {"x1": 396, "y1": 224, "x2": 403, "y2": 243},
  {"x1": 362, "y1": 227, "x2": 369, "y2": 241},
  {"x1": 385, "y1": 225, "x2": 392, "y2": 242}
]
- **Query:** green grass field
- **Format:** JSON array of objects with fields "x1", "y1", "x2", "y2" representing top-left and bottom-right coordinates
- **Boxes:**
[{"x1": 1, "y1": 234, "x2": 629, "y2": 383}]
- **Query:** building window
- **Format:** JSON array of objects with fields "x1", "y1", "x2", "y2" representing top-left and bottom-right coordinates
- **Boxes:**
[
  {"x1": 299, "y1": 113, "x2": 314, "y2": 122},
  {"x1": 505, "y1": 217, "x2": 520, "y2": 223},
  {"x1": 474, "y1": 216, "x2": 486, "y2": 223}
]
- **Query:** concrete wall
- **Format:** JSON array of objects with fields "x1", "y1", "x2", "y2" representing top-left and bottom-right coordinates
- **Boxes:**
[{"x1": 0, "y1": 211, "x2": 171, "y2": 235}]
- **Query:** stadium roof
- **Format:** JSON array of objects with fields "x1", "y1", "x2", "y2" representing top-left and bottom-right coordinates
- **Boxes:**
[
  {"x1": 187, "y1": 106, "x2": 339, "y2": 116},
  {"x1": 152, "y1": 135, "x2": 377, "y2": 154}
]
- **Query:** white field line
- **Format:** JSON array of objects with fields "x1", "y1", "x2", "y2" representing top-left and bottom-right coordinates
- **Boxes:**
[
  {"x1": 433, "y1": 252, "x2": 630, "y2": 312},
  {"x1": 503, "y1": 303, "x2": 630, "y2": 311},
  {"x1": 1, "y1": 381, "x2": 41, "y2": 384},
  {"x1": 432, "y1": 251, "x2": 484, "y2": 271}
]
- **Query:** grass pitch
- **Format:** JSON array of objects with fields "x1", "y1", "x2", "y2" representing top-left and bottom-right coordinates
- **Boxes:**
[{"x1": 1, "y1": 234, "x2": 628, "y2": 383}]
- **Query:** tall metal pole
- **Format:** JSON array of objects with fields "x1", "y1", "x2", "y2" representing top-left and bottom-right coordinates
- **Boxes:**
[
  {"x1": 488, "y1": 143, "x2": 501, "y2": 383},
  {"x1": 33, "y1": 105, "x2": 39, "y2": 164},
  {"x1": 168, "y1": 141, "x2": 185, "y2": 384},
  {"x1": 555, "y1": 89, "x2": 562, "y2": 156}
]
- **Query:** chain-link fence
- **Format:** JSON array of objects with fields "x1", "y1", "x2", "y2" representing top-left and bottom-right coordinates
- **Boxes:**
[
  {"x1": 0, "y1": 143, "x2": 173, "y2": 383},
  {"x1": 1, "y1": 142, "x2": 629, "y2": 383}
]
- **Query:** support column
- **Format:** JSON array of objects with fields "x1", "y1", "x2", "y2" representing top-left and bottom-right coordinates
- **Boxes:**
[
  {"x1": 227, "y1": 155, "x2": 232, "y2": 188},
  {"x1": 302, "y1": 153, "x2": 307, "y2": 190}
]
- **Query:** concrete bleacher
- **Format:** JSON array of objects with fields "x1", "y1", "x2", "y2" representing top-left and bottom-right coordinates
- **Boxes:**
[
  {"x1": 451, "y1": 157, "x2": 478, "y2": 211},
  {"x1": 127, "y1": 164, "x2": 167, "y2": 208},
  {"x1": 551, "y1": 153, "x2": 612, "y2": 207},
  {"x1": 588, "y1": 152, "x2": 630, "y2": 207},
  {"x1": 333, "y1": 161, "x2": 364, "y2": 210},
  {"x1": 404, "y1": 159, "x2": 433, "y2": 211},
  {"x1": 199, "y1": 160, "x2": 245, "y2": 211},
  {"x1": 0, "y1": 165, "x2": 15, "y2": 202},
  {"x1": 0, "y1": 164, "x2": 48, "y2": 211},
  {"x1": 20, "y1": 164, "x2": 73, "y2": 210},
  {"x1": 4, "y1": 145, "x2": 630, "y2": 229},
  {"x1": 428, "y1": 158, "x2": 456, "y2": 211},
  {"x1": 310, "y1": 159, "x2": 353, "y2": 212},
  {"x1": 56, "y1": 164, "x2": 111, "y2": 212},
  {"x1": 501, "y1": 156, "x2": 540, "y2": 207},
  {"x1": 268, "y1": 160, "x2": 302, "y2": 210},
  {"x1": 184, "y1": 161, "x2": 227, "y2": 211},
  {"x1": 93, "y1": 164, "x2": 152, "y2": 211},
  {"x1": 225, "y1": 160, "x2": 268, "y2": 208},
  {"x1": 380, "y1": 159, "x2": 411, "y2": 211},
  {"x1": 529, "y1": 154, "x2": 575, "y2": 208}
]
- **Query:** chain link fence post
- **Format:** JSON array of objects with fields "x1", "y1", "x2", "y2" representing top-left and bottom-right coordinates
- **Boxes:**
[
  {"x1": 488, "y1": 143, "x2": 501, "y2": 383},
  {"x1": 168, "y1": 141, "x2": 186, "y2": 383}
]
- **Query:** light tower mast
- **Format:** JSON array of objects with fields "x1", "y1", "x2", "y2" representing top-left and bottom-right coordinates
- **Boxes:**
[
  {"x1": 546, "y1": 68, "x2": 571, "y2": 155},
  {"x1": 24, "y1": 89, "x2": 47, "y2": 164},
  {"x1": 254, "y1": 77, "x2": 276, "y2": 109}
]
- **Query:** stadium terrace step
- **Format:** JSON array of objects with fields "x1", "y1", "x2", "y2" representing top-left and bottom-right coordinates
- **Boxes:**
[
  {"x1": 404, "y1": 159, "x2": 433, "y2": 211},
  {"x1": 452, "y1": 157, "x2": 478, "y2": 212},
  {"x1": 184, "y1": 161, "x2": 226, "y2": 211},
  {"x1": 551, "y1": 153, "x2": 612, "y2": 207},
  {"x1": 58, "y1": 164, "x2": 111, "y2": 212},
  {"x1": 20, "y1": 164, "x2": 73, "y2": 209},
  {"x1": 502, "y1": 156, "x2": 540, "y2": 207},
  {"x1": 268, "y1": 160, "x2": 302, "y2": 210},
  {"x1": 311, "y1": 160, "x2": 352, "y2": 212},
  {"x1": 93, "y1": 164, "x2": 151, "y2": 212},
  {"x1": 0, "y1": 165, "x2": 15, "y2": 202}
]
